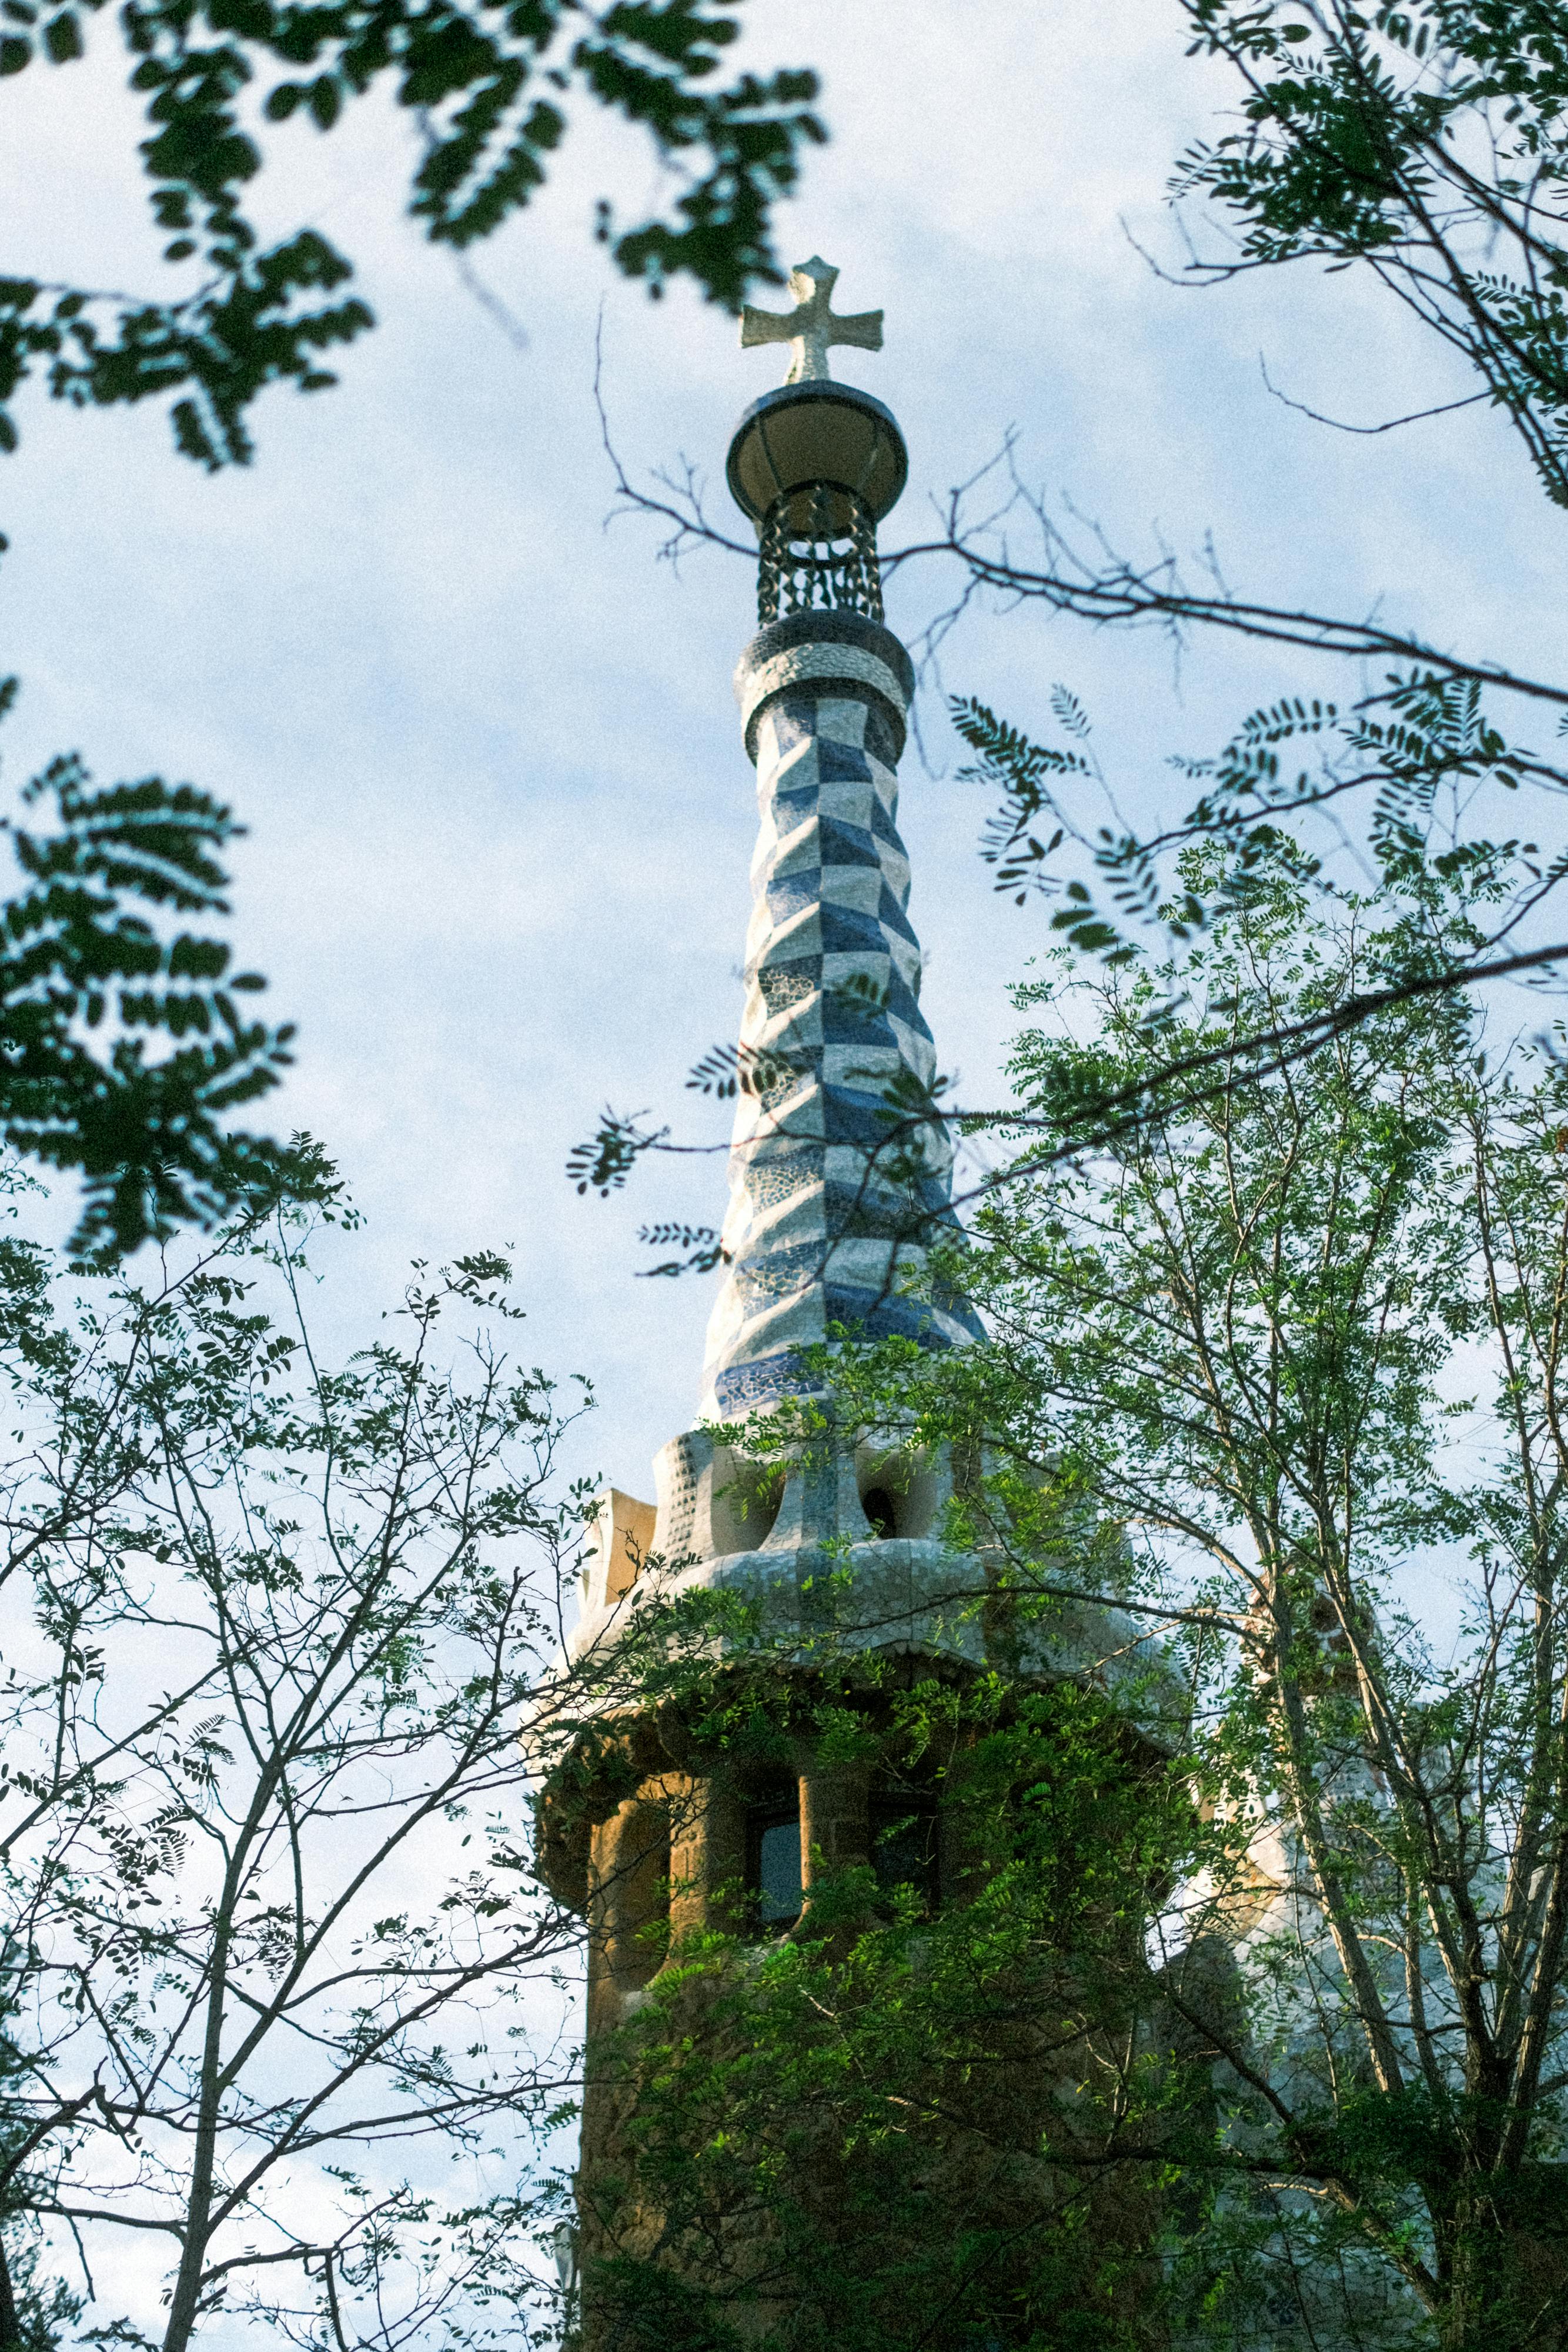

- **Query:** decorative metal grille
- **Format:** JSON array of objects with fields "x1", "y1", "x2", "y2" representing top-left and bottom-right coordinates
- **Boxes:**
[{"x1": 756, "y1": 482, "x2": 883, "y2": 626}]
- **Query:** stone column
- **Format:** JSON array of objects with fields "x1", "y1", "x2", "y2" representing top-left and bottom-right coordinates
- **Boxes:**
[
  {"x1": 666, "y1": 1770, "x2": 747, "y2": 1945},
  {"x1": 798, "y1": 1752, "x2": 872, "y2": 1900},
  {"x1": 586, "y1": 1787, "x2": 670, "y2": 2035}
]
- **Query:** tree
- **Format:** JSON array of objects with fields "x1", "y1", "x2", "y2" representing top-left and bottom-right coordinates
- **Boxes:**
[
  {"x1": 0, "y1": 0, "x2": 822, "y2": 483},
  {"x1": 738, "y1": 837, "x2": 1568, "y2": 2349},
  {"x1": 1178, "y1": 0, "x2": 1568, "y2": 507},
  {"x1": 929, "y1": 0, "x2": 1568, "y2": 1028},
  {"x1": 0, "y1": 1177, "x2": 633, "y2": 2351},
  {"x1": 571, "y1": 1668, "x2": 1192, "y2": 2352}
]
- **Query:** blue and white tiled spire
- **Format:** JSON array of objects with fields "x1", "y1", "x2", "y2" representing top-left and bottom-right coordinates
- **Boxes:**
[
  {"x1": 698, "y1": 610, "x2": 982, "y2": 1420},
  {"x1": 564, "y1": 256, "x2": 1170, "y2": 1782},
  {"x1": 687, "y1": 262, "x2": 984, "y2": 1425},
  {"x1": 577, "y1": 260, "x2": 987, "y2": 1603}
]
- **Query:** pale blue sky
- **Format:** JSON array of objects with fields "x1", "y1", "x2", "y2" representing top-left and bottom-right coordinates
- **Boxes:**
[
  {"x1": 0, "y1": 0, "x2": 1557, "y2": 1504},
  {"x1": 2, "y1": 8, "x2": 1560, "y2": 2334}
]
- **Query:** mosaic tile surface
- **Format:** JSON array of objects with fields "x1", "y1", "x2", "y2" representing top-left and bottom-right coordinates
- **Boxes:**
[{"x1": 698, "y1": 682, "x2": 983, "y2": 1420}]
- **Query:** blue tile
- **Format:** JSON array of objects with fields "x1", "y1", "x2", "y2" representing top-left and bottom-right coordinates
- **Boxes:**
[
  {"x1": 702, "y1": 674, "x2": 985, "y2": 1421},
  {"x1": 817, "y1": 816, "x2": 882, "y2": 868},
  {"x1": 817, "y1": 904, "x2": 891, "y2": 955},
  {"x1": 767, "y1": 870, "x2": 822, "y2": 923},
  {"x1": 815, "y1": 739, "x2": 874, "y2": 784}
]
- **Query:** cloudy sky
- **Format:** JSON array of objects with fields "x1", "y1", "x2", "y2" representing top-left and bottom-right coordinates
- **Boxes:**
[
  {"x1": 1, "y1": 0, "x2": 1557, "y2": 1504},
  {"x1": 4, "y1": 3, "x2": 1564, "y2": 2334}
]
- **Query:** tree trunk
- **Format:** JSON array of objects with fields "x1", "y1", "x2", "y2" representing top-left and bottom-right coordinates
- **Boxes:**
[
  {"x1": 0, "y1": 2230, "x2": 23, "y2": 2352},
  {"x1": 1440, "y1": 2184, "x2": 1568, "y2": 2352},
  {"x1": 160, "y1": 1917, "x2": 234, "y2": 2352}
]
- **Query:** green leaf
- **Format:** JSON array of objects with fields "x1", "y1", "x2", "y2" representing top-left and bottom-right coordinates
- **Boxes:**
[
  {"x1": 41, "y1": 10, "x2": 79, "y2": 61},
  {"x1": 306, "y1": 74, "x2": 340, "y2": 129}
]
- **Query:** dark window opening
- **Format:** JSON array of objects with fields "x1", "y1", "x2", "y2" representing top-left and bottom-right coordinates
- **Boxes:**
[
  {"x1": 747, "y1": 1805, "x2": 803, "y2": 1930},
  {"x1": 713, "y1": 1452, "x2": 785, "y2": 1555},
  {"x1": 856, "y1": 1451, "x2": 939, "y2": 1542},
  {"x1": 861, "y1": 1485, "x2": 897, "y2": 1539},
  {"x1": 871, "y1": 1796, "x2": 940, "y2": 1913}
]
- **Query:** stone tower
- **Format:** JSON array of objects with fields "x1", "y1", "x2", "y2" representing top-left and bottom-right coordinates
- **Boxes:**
[{"x1": 536, "y1": 262, "x2": 1164, "y2": 2350}]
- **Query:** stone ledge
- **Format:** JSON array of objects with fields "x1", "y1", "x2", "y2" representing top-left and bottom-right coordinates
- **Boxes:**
[{"x1": 734, "y1": 612, "x2": 914, "y2": 765}]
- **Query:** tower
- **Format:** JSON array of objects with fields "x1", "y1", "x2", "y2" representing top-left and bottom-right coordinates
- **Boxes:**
[
  {"x1": 568, "y1": 255, "x2": 984, "y2": 1637},
  {"x1": 536, "y1": 262, "x2": 1166, "y2": 2351}
]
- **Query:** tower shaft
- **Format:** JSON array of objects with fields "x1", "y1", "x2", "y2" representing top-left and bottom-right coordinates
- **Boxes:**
[{"x1": 701, "y1": 610, "x2": 981, "y2": 1423}]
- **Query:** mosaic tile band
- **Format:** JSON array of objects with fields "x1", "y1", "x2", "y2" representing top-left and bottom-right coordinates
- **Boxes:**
[{"x1": 697, "y1": 614, "x2": 983, "y2": 1422}]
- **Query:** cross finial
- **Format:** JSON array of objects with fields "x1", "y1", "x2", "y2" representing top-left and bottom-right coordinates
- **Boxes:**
[{"x1": 740, "y1": 256, "x2": 884, "y2": 386}]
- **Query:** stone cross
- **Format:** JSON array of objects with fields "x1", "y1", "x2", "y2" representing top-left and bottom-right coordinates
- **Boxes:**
[{"x1": 740, "y1": 256, "x2": 883, "y2": 385}]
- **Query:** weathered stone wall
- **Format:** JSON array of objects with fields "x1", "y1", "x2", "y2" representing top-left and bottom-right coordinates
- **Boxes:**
[{"x1": 537, "y1": 1683, "x2": 1174, "y2": 2352}]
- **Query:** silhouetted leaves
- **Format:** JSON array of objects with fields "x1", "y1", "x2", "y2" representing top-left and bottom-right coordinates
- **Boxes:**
[
  {"x1": 0, "y1": 0, "x2": 823, "y2": 469},
  {"x1": 637, "y1": 1220, "x2": 725, "y2": 1275},
  {"x1": 1179, "y1": 0, "x2": 1568, "y2": 511},
  {"x1": 0, "y1": 685, "x2": 296, "y2": 1257}
]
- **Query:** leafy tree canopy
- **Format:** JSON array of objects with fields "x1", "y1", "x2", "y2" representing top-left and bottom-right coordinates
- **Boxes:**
[
  {"x1": 1178, "y1": 0, "x2": 1568, "y2": 509},
  {"x1": 0, "y1": 0, "x2": 823, "y2": 476},
  {"x1": 713, "y1": 835, "x2": 1568, "y2": 2350},
  {"x1": 0, "y1": 1185, "x2": 607, "y2": 2351}
]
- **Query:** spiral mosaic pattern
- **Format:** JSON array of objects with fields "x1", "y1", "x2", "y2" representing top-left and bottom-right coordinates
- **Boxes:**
[{"x1": 698, "y1": 632, "x2": 982, "y2": 1422}]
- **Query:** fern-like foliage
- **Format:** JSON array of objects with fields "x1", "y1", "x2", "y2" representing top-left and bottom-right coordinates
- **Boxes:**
[
  {"x1": 565, "y1": 1108, "x2": 667, "y2": 1197},
  {"x1": 0, "y1": 680, "x2": 304, "y2": 1257},
  {"x1": 952, "y1": 695, "x2": 1086, "y2": 908},
  {"x1": 955, "y1": 664, "x2": 1556, "y2": 995},
  {"x1": 1176, "y1": 0, "x2": 1568, "y2": 512},
  {"x1": 637, "y1": 1221, "x2": 726, "y2": 1276},
  {"x1": 686, "y1": 1038, "x2": 807, "y2": 1101}
]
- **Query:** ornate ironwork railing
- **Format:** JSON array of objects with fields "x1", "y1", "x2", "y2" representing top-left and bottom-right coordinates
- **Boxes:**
[{"x1": 757, "y1": 482, "x2": 883, "y2": 626}]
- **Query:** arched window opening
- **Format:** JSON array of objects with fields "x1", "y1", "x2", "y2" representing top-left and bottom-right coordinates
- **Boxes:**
[
  {"x1": 855, "y1": 1445, "x2": 940, "y2": 1541},
  {"x1": 745, "y1": 1796, "x2": 803, "y2": 1933},
  {"x1": 861, "y1": 1485, "x2": 896, "y2": 1539},
  {"x1": 870, "y1": 1792, "x2": 940, "y2": 1915}
]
